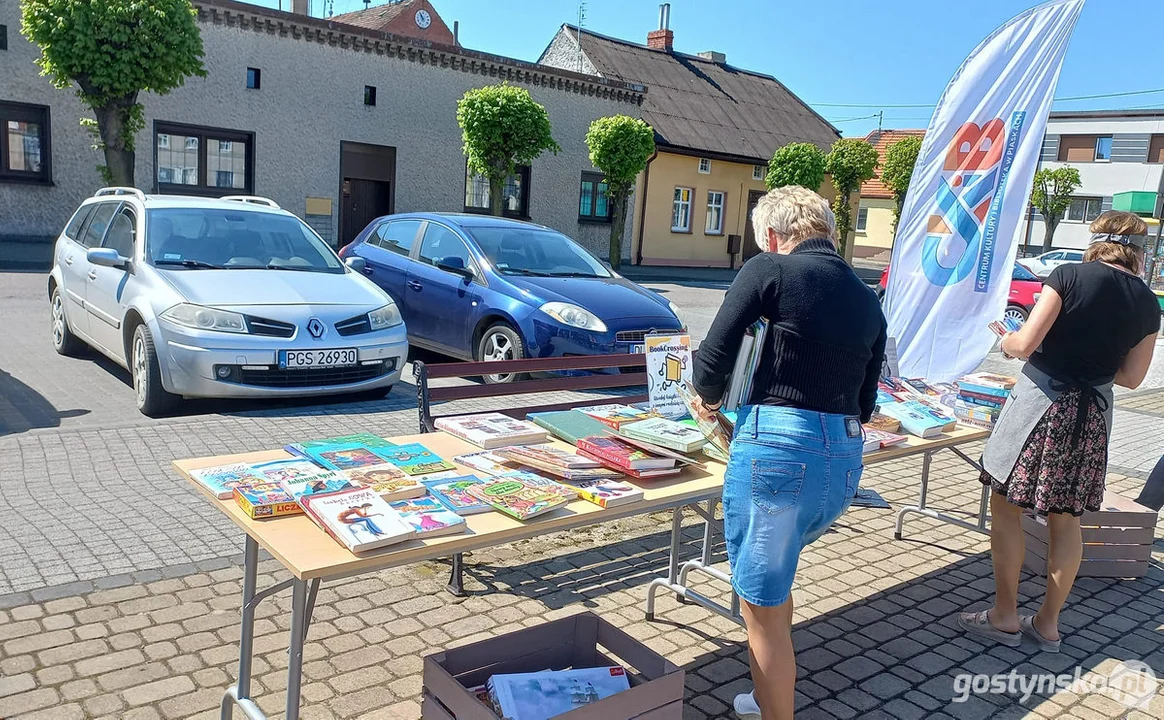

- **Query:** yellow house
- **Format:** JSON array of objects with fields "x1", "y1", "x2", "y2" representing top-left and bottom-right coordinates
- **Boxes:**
[
  {"x1": 855, "y1": 129, "x2": 924, "y2": 259},
  {"x1": 539, "y1": 11, "x2": 842, "y2": 267}
]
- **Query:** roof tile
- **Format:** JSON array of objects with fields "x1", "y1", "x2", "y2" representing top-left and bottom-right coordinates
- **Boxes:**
[{"x1": 860, "y1": 129, "x2": 925, "y2": 199}]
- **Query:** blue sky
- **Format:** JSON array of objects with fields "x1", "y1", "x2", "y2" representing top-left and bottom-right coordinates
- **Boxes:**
[{"x1": 253, "y1": 0, "x2": 1164, "y2": 137}]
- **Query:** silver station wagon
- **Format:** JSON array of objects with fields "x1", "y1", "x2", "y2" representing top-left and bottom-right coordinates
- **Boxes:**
[{"x1": 48, "y1": 188, "x2": 408, "y2": 416}]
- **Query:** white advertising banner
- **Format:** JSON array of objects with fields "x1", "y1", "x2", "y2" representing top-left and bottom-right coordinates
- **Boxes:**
[
  {"x1": 885, "y1": 0, "x2": 1085, "y2": 381},
  {"x1": 644, "y1": 333, "x2": 692, "y2": 419}
]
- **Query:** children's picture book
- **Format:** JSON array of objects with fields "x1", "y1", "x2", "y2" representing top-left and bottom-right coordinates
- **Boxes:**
[
  {"x1": 526, "y1": 410, "x2": 614, "y2": 446},
  {"x1": 604, "y1": 431, "x2": 703, "y2": 467},
  {"x1": 434, "y1": 413, "x2": 548, "y2": 449},
  {"x1": 376, "y1": 443, "x2": 457, "y2": 476},
  {"x1": 574, "y1": 404, "x2": 656, "y2": 430},
  {"x1": 387, "y1": 497, "x2": 466, "y2": 538},
  {"x1": 618, "y1": 416, "x2": 707, "y2": 453},
  {"x1": 560, "y1": 478, "x2": 645, "y2": 508},
  {"x1": 495, "y1": 443, "x2": 600, "y2": 469},
  {"x1": 188, "y1": 462, "x2": 266, "y2": 500},
  {"x1": 421, "y1": 475, "x2": 491, "y2": 515},
  {"x1": 250, "y1": 458, "x2": 346, "y2": 498},
  {"x1": 466, "y1": 475, "x2": 571, "y2": 521},
  {"x1": 453, "y1": 450, "x2": 515, "y2": 476},
  {"x1": 233, "y1": 481, "x2": 302, "y2": 519},
  {"x1": 487, "y1": 666, "x2": 630, "y2": 720},
  {"x1": 576, "y1": 436, "x2": 676, "y2": 471},
  {"x1": 297, "y1": 441, "x2": 399, "y2": 472},
  {"x1": 877, "y1": 401, "x2": 952, "y2": 439},
  {"x1": 300, "y1": 487, "x2": 415, "y2": 554},
  {"x1": 503, "y1": 458, "x2": 624, "y2": 482},
  {"x1": 340, "y1": 464, "x2": 427, "y2": 501},
  {"x1": 284, "y1": 433, "x2": 396, "y2": 461}
]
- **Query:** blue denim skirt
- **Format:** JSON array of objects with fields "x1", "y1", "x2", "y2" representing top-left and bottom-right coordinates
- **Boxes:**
[{"x1": 722, "y1": 405, "x2": 864, "y2": 607}]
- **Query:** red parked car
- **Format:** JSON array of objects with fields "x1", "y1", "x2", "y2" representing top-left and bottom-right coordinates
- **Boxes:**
[{"x1": 878, "y1": 262, "x2": 1042, "y2": 325}]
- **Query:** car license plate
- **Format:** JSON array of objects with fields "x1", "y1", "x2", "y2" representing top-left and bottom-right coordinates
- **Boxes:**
[
  {"x1": 280, "y1": 348, "x2": 357, "y2": 369},
  {"x1": 630, "y1": 343, "x2": 645, "y2": 354}
]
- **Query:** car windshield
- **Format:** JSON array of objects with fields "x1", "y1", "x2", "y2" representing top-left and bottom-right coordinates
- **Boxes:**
[
  {"x1": 145, "y1": 208, "x2": 344, "y2": 273},
  {"x1": 1013, "y1": 262, "x2": 1039, "y2": 281},
  {"x1": 465, "y1": 226, "x2": 611, "y2": 278}
]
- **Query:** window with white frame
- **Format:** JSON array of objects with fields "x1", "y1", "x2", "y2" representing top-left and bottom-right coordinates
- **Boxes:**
[
  {"x1": 672, "y1": 187, "x2": 693, "y2": 232},
  {"x1": 697, "y1": 158, "x2": 711, "y2": 174},
  {"x1": 753, "y1": 165, "x2": 766, "y2": 181},
  {"x1": 856, "y1": 207, "x2": 868, "y2": 232},
  {"x1": 705, "y1": 191, "x2": 725, "y2": 234},
  {"x1": 1064, "y1": 197, "x2": 1102, "y2": 223}
]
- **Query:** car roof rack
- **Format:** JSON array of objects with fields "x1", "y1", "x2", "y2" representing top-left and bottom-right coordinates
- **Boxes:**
[
  {"x1": 94, "y1": 187, "x2": 146, "y2": 201},
  {"x1": 221, "y1": 195, "x2": 280, "y2": 208}
]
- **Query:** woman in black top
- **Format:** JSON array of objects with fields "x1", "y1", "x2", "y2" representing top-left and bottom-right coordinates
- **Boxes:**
[
  {"x1": 691, "y1": 186, "x2": 886, "y2": 720},
  {"x1": 959, "y1": 211, "x2": 1159, "y2": 653}
]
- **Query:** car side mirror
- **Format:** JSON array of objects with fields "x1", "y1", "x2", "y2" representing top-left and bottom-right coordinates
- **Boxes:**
[
  {"x1": 87, "y1": 247, "x2": 128, "y2": 269},
  {"x1": 435, "y1": 256, "x2": 475, "y2": 280},
  {"x1": 345, "y1": 256, "x2": 367, "y2": 273}
]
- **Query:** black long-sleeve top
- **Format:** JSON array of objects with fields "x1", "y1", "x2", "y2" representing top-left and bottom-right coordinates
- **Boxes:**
[{"x1": 693, "y1": 239, "x2": 887, "y2": 422}]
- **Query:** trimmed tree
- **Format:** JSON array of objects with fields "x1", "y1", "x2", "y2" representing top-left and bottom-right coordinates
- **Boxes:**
[
  {"x1": 585, "y1": 116, "x2": 655, "y2": 269},
  {"x1": 765, "y1": 142, "x2": 826, "y2": 191},
  {"x1": 880, "y1": 135, "x2": 923, "y2": 233},
  {"x1": 825, "y1": 138, "x2": 879, "y2": 258},
  {"x1": 1031, "y1": 166, "x2": 1082, "y2": 252},
  {"x1": 20, "y1": 0, "x2": 207, "y2": 185},
  {"x1": 456, "y1": 84, "x2": 560, "y2": 217}
]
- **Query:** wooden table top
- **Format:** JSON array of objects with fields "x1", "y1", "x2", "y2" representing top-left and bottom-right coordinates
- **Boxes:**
[{"x1": 172, "y1": 426, "x2": 989, "y2": 582}]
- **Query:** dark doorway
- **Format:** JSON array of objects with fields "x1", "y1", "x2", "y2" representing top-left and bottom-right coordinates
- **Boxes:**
[
  {"x1": 339, "y1": 141, "x2": 396, "y2": 247},
  {"x1": 742, "y1": 189, "x2": 767, "y2": 262}
]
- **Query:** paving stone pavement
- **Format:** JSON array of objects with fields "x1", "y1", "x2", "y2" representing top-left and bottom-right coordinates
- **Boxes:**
[{"x1": 2, "y1": 450, "x2": 1164, "y2": 719}]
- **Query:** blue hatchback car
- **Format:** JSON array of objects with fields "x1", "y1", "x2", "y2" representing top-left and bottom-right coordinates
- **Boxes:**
[{"x1": 339, "y1": 213, "x2": 684, "y2": 381}]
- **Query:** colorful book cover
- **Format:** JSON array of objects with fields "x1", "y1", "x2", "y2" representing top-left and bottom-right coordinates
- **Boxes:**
[
  {"x1": 862, "y1": 428, "x2": 909, "y2": 454},
  {"x1": 504, "y1": 459, "x2": 623, "y2": 482},
  {"x1": 577, "y1": 436, "x2": 676, "y2": 471},
  {"x1": 605, "y1": 431, "x2": 703, "y2": 467},
  {"x1": 340, "y1": 463, "x2": 426, "y2": 501},
  {"x1": 453, "y1": 450, "x2": 514, "y2": 476},
  {"x1": 466, "y1": 474, "x2": 571, "y2": 521},
  {"x1": 674, "y1": 383, "x2": 732, "y2": 461},
  {"x1": 375, "y1": 443, "x2": 457, "y2": 476},
  {"x1": 865, "y1": 412, "x2": 901, "y2": 433},
  {"x1": 961, "y1": 372, "x2": 1018, "y2": 390},
  {"x1": 494, "y1": 444, "x2": 600, "y2": 469},
  {"x1": 619, "y1": 416, "x2": 707, "y2": 453},
  {"x1": 421, "y1": 475, "x2": 491, "y2": 515},
  {"x1": 877, "y1": 401, "x2": 950, "y2": 439},
  {"x1": 285, "y1": 433, "x2": 396, "y2": 460},
  {"x1": 233, "y1": 481, "x2": 302, "y2": 519},
  {"x1": 526, "y1": 410, "x2": 614, "y2": 446},
  {"x1": 957, "y1": 389, "x2": 1007, "y2": 408},
  {"x1": 300, "y1": 487, "x2": 415, "y2": 554},
  {"x1": 434, "y1": 413, "x2": 547, "y2": 449},
  {"x1": 560, "y1": 478, "x2": 645, "y2": 508},
  {"x1": 387, "y1": 496, "x2": 466, "y2": 538},
  {"x1": 250, "y1": 458, "x2": 347, "y2": 499},
  {"x1": 299, "y1": 442, "x2": 400, "y2": 472},
  {"x1": 188, "y1": 462, "x2": 266, "y2": 500},
  {"x1": 904, "y1": 395, "x2": 958, "y2": 426},
  {"x1": 575, "y1": 404, "x2": 656, "y2": 430},
  {"x1": 487, "y1": 666, "x2": 630, "y2": 720}
]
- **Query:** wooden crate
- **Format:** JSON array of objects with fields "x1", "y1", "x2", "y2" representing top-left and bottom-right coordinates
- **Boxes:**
[{"x1": 1022, "y1": 491, "x2": 1156, "y2": 578}]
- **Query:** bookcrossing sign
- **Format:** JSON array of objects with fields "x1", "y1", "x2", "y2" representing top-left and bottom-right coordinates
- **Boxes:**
[{"x1": 644, "y1": 334, "x2": 692, "y2": 419}]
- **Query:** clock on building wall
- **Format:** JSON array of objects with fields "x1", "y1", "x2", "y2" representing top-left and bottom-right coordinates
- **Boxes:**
[{"x1": 415, "y1": 9, "x2": 432, "y2": 29}]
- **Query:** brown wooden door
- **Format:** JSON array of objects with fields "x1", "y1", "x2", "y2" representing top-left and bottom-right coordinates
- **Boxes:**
[
  {"x1": 742, "y1": 189, "x2": 767, "y2": 262},
  {"x1": 340, "y1": 178, "x2": 392, "y2": 247}
]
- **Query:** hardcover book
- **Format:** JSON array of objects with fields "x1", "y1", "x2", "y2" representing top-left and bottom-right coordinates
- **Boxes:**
[
  {"x1": 605, "y1": 431, "x2": 703, "y2": 467},
  {"x1": 250, "y1": 458, "x2": 347, "y2": 501},
  {"x1": 487, "y1": 666, "x2": 630, "y2": 720},
  {"x1": 434, "y1": 413, "x2": 548, "y2": 449},
  {"x1": 861, "y1": 428, "x2": 909, "y2": 454},
  {"x1": 904, "y1": 395, "x2": 958, "y2": 427},
  {"x1": 560, "y1": 478, "x2": 645, "y2": 508},
  {"x1": 421, "y1": 475, "x2": 491, "y2": 515},
  {"x1": 865, "y1": 412, "x2": 902, "y2": 433},
  {"x1": 577, "y1": 436, "x2": 676, "y2": 471},
  {"x1": 375, "y1": 443, "x2": 457, "y2": 476},
  {"x1": 298, "y1": 442, "x2": 399, "y2": 472},
  {"x1": 466, "y1": 475, "x2": 571, "y2": 521},
  {"x1": 284, "y1": 433, "x2": 396, "y2": 461},
  {"x1": 340, "y1": 464, "x2": 427, "y2": 501},
  {"x1": 453, "y1": 450, "x2": 514, "y2": 476},
  {"x1": 619, "y1": 416, "x2": 707, "y2": 453},
  {"x1": 495, "y1": 443, "x2": 601, "y2": 469},
  {"x1": 387, "y1": 496, "x2": 466, "y2": 538},
  {"x1": 233, "y1": 481, "x2": 302, "y2": 519},
  {"x1": 526, "y1": 410, "x2": 613, "y2": 446},
  {"x1": 574, "y1": 404, "x2": 656, "y2": 430},
  {"x1": 301, "y1": 488, "x2": 414, "y2": 554},
  {"x1": 877, "y1": 401, "x2": 952, "y2": 439},
  {"x1": 189, "y1": 462, "x2": 266, "y2": 500},
  {"x1": 957, "y1": 389, "x2": 1007, "y2": 408}
]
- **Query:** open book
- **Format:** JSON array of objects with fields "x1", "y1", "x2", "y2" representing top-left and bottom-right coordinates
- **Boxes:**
[{"x1": 675, "y1": 382, "x2": 733, "y2": 462}]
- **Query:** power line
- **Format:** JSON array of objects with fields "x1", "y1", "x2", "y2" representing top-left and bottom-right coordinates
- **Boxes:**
[{"x1": 810, "y1": 86, "x2": 1164, "y2": 109}]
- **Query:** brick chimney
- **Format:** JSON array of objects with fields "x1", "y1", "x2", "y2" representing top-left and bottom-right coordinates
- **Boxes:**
[{"x1": 647, "y1": 3, "x2": 673, "y2": 51}]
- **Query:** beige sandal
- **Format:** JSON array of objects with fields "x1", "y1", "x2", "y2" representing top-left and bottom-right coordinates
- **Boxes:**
[
  {"x1": 957, "y1": 610, "x2": 1021, "y2": 647},
  {"x1": 1019, "y1": 615, "x2": 1061, "y2": 653}
]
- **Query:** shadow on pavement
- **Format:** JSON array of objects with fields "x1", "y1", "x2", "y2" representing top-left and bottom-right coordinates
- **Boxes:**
[{"x1": 0, "y1": 366, "x2": 90, "y2": 436}]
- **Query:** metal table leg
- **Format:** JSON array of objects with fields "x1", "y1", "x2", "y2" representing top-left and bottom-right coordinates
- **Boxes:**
[
  {"x1": 645, "y1": 507, "x2": 684, "y2": 620},
  {"x1": 895, "y1": 447, "x2": 991, "y2": 540},
  {"x1": 447, "y1": 553, "x2": 466, "y2": 596},
  {"x1": 285, "y1": 579, "x2": 308, "y2": 720}
]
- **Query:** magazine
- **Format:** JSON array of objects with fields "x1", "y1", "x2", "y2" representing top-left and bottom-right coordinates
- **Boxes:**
[
  {"x1": 487, "y1": 666, "x2": 630, "y2": 720},
  {"x1": 434, "y1": 413, "x2": 548, "y2": 449},
  {"x1": 300, "y1": 487, "x2": 415, "y2": 554},
  {"x1": 375, "y1": 443, "x2": 457, "y2": 476},
  {"x1": 421, "y1": 475, "x2": 491, "y2": 515},
  {"x1": 387, "y1": 497, "x2": 466, "y2": 538},
  {"x1": 189, "y1": 462, "x2": 266, "y2": 500}
]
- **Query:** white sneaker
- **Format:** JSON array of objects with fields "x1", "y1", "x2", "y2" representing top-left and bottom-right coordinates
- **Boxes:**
[{"x1": 733, "y1": 690, "x2": 761, "y2": 720}]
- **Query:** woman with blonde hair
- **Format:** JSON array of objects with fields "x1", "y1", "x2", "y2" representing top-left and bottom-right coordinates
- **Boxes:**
[
  {"x1": 959, "y1": 210, "x2": 1159, "y2": 652},
  {"x1": 692, "y1": 185, "x2": 886, "y2": 719}
]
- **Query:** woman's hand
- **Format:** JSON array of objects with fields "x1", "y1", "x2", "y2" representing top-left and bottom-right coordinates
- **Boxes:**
[{"x1": 692, "y1": 396, "x2": 722, "y2": 422}]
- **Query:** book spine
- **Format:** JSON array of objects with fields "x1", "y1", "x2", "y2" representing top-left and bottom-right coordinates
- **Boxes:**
[
  {"x1": 958, "y1": 383, "x2": 1011, "y2": 399},
  {"x1": 958, "y1": 391, "x2": 1006, "y2": 408},
  {"x1": 622, "y1": 431, "x2": 684, "y2": 453},
  {"x1": 576, "y1": 440, "x2": 632, "y2": 470}
]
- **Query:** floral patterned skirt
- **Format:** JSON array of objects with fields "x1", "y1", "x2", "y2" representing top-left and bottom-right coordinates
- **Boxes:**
[{"x1": 979, "y1": 386, "x2": 1109, "y2": 516}]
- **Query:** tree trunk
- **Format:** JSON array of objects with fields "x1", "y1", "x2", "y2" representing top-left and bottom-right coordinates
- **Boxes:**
[
  {"x1": 92, "y1": 98, "x2": 136, "y2": 187},
  {"x1": 1042, "y1": 217, "x2": 1058, "y2": 253},
  {"x1": 608, "y1": 193, "x2": 626, "y2": 270},
  {"x1": 488, "y1": 174, "x2": 505, "y2": 217}
]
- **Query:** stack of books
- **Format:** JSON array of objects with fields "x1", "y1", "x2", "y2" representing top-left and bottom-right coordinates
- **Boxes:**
[
  {"x1": 483, "y1": 666, "x2": 631, "y2": 719},
  {"x1": 576, "y1": 436, "x2": 680, "y2": 479},
  {"x1": 494, "y1": 444, "x2": 623, "y2": 482},
  {"x1": 617, "y1": 416, "x2": 706, "y2": 453},
  {"x1": 526, "y1": 409, "x2": 614, "y2": 445},
  {"x1": 948, "y1": 373, "x2": 1017, "y2": 429},
  {"x1": 434, "y1": 413, "x2": 548, "y2": 449},
  {"x1": 862, "y1": 428, "x2": 909, "y2": 454},
  {"x1": 723, "y1": 318, "x2": 769, "y2": 411},
  {"x1": 575, "y1": 404, "x2": 657, "y2": 430},
  {"x1": 877, "y1": 397, "x2": 958, "y2": 438}
]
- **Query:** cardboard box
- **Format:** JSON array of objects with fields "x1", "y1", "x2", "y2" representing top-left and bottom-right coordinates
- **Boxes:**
[
  {"x1": 1022, "y1": 490, "x2": 1156, "y2": 579},
  {"x1": 423, "y1": 612, "x2": 683, "y2": 720}
]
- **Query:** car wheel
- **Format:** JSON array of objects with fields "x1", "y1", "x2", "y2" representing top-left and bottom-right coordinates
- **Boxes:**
[
  {"x1": 131, "y1": 324, "x2": 179, "y2": 417},
  {"x1": 477, "y1": 323, "x2": 526, "y2": 384},
  {"x1": 1004, "y1": 305, "x2": 1029, "y2": 326},
  {"x1": 50, "y1": 287, "x2": 84, "y2": 356}
]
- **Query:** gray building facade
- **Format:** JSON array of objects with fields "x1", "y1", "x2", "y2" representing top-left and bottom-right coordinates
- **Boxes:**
[{"x1": 0, "y1": 0, "x2": 643, "y2": 261}]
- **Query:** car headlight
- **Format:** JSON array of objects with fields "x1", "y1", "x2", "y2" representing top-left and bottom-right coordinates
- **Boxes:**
[
  {"x1": 540, "y1": 302, "x2": 608, "y2": 332},
  {"x1": 368, "y1": 302, "x2": 403, "y2": 330},
  {"x1": 667, "y1": 300, "x2": 685, "y2": 327},
  {"x1": 161, "y1": 303, "x2": 247, "y2": 333}
]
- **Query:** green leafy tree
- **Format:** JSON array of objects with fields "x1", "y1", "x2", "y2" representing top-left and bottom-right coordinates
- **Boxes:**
[
  {"x1": 880, "y1": 135, "x2": 923, "y2": 233},
  {"x1": 21, "y1": 0, "x2": 207, "y2": 185},
  {"x1": 825, "y1": 138, "x2": 879, "y2": 258},
  {"x1": 765, "y1": 142, "x2": 826, "y2": 191},
  {"x1": 1031, "y1": 166, "x2": 1082, "y2": 252},
  {"x1": 585, "y1": 116, "x2": 655, "y2": 269},
  {"x1": 457, "y1": 84, "x2": 560, "y2": 216}
]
